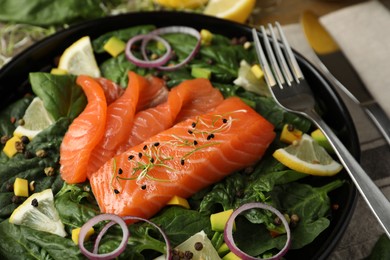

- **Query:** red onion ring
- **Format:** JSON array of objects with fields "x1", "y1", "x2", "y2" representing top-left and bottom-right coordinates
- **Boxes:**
[
  {"x1": 224, "y1": 203, "x2": 291, "y2": 260},
  {"x1": 125, "y1": 26, "x2": 201, "y2": 71},
  {"x1": 125, "y1": 33, "x2": 172, "y2": 68},
  {"x1": 122, "y1": 216, "x2": 172, "y2": 259},
  {"x1": 78, "y1": 214, "x2": 171, "y2": 260},
  {"x1": 78, "y1": 213, "x2": 129, "y2": 260}
]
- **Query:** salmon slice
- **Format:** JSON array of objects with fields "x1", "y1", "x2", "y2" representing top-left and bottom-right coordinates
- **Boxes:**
[
  {"x1": 95, "y1": 77, "x2": 124, "y2": 105},
  {"x1": 86, "y1": 72, "x2": 148, "y2": 177},
  {"x1": 116, "y1": 78, "x2": 224, "y2": 153},
  {"x1": 96, "y1": 76, "x2": 168, "y2": 108},
  {"x1": 60, "y1": 75, "x2": 107, "y2": 184},
  {"x1": 90, "y1": 97, "x2": 276, "y2": 218},
  {"x1": 136, "y1": 75, "x2": 168, "y2": 111}
]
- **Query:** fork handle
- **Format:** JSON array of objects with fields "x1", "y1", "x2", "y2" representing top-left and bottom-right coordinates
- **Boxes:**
[{"x1": 309, "y1": 111, "x2": 390, "y2": 238}]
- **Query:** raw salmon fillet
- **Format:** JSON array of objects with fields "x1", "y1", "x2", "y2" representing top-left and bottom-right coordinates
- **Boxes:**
[
  {"x1": 86, "y1": 72, "x2": 149, "y2": 176},
  {"x1": 116, "y1": 78, "x2": 224, "y2": 153},
  {"x1": 90, "y1": 97, "x2": 276, "y2": 218},
  {"x1": 60, "y1": 75, "x2": 107, "y2": 184},
  {"x1": 95, "y1": 77, "x2": 124, "y2": 105}
]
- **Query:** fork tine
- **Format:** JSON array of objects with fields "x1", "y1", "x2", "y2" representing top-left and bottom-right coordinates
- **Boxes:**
[
  {"x1": 260, "y1": 25, "x2": 285, "y2": 89},
  {"x1": 275, "y1": 22, "x2": 304, "y2": 82},
  {"x1": 267, "y1": 23, "x2": 294, "y2": 86},
  {"x1": 251, "y1": 28, "x2": 276, "y2": 88}
]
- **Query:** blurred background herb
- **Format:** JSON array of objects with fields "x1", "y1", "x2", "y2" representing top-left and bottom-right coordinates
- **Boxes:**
[{"x1": 0, "y1": 0, "x2": 164, "y2": 68}]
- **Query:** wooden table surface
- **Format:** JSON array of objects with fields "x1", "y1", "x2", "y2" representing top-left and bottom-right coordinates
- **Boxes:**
[{"x1": 251, "y1": 0, "x2": 370, "y2": 25}]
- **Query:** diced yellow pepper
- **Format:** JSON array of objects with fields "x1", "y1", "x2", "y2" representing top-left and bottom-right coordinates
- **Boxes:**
[
  {"x1": 103, "y1": 36, "x2": 126, "y2": 57},
  {"x1": 72, "y1": 227, "x2": 94, "y2": 245},
  {"x1": 50, "y1": 68, "x2": 68, "y2": 75},
  {"x1": 166, "y1": 195, "x2": 190, "y2": 209},
  {"x1": 280, "y1": 124, "x2": 303, "y2": 144},
  {"x1": 200, "y1": 29, "x2": 213, "y2": 45},
  {"x1": 3, "y1": 136, "x2": 21, "y2": 158},
  {"x1": 14, "y1": 177, "x2": 29, "y2": 197},
  {"x1": 251, "y1": 64, "x2": 264, "y2": 80}
]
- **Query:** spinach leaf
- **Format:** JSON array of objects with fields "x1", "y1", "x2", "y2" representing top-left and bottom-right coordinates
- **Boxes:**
[
  {"x1": 29, "y1": 73, "x2": 87, "y2": 121},
  {"x1": 270, "y1": 180, "x2": 345, "y2": 250},
  {"x1": 150, "y1": 206, "x2": 212, "y2": 247},
  {"x1": 254, "y1": 96, "x2": 312, "y2": 132},
  {"x1": 55, "y1": 184, "x2": 100, "y2": 232},
  {"x1": 366, "y1": 234, "x2": 390, "y2": 260},
  {"x1": 92, "y1": 25, "x2": 156, "y2": 53},
  {"x1": 0, "y1": 0, "x2": 105, "y2": 26},
  {"x1": 0, "y1": 118, "x2": 70, "y2": 221},
  {"x1": 0, "y1": 96, "x2": 33, "y2": 156},
  {"x1": 0, "y1": 220, "x2": 83, "y2": 260},
  {"x1": 99, "y1": 54, "x2": 147, "y2": 87}
]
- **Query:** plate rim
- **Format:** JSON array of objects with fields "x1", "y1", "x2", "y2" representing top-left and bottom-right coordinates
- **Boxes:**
[{"x1": 0, "y1": 11, "x2": 359, "y2": 259}]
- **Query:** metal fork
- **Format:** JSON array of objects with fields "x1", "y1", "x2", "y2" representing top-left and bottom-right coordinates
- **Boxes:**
[{"x1": 252, "y1": 23, "x2": 390, "y2": 238}]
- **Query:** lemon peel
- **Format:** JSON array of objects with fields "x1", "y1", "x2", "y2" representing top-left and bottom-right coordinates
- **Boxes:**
[
  {"x1": 273, "y1": 134, "x2": 342, "y2": 176},
  {"x1": 9, "y1": 189, "x2": 67, "y2": 237}
]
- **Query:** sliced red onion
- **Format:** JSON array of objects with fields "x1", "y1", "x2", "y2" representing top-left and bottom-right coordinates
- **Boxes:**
[
  {"x1": 224, "y1": 203, "x2": 291, "y2": 260},
  {"x1": 122, "y1": 216, "x2": 172, "y2": 260},
  {"x1": 78, "y1": 214, "x2": 171, "y2": 260},
  {"x1": 125, "y1": 33, "x2": 172, "y2": 68},
  {"x1": 78, "y1": 213, "x2": 129, "y2": 260},
  {"x1": 125, "y1": 26, "x2": 201, "y2": 71}
]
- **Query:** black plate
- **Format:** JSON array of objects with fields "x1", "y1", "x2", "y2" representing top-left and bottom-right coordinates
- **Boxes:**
[{"x1": 0, "y1": 11, "x2": 359, "y2": 260}]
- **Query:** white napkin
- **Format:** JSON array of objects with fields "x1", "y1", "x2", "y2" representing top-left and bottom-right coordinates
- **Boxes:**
[
  {"x1": 281, "y1": 0, "x2": 390, "y2": 148},
  {"x1": 320, "y1": 0, "x2": 390, "y2": 118}
]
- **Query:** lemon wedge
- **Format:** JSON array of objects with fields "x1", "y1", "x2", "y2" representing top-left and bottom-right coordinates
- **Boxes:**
[
  {"x1": 58, "y1": 36, "x2": 100, "y2": 77},
  {"x1": 154, "y1": 0, "x2": 208, "y2": 9},
  {"x1": 273, "y1": 134, "x2": 342, "y2": 176},
  {"x1": 203, "y1": 0, "x2": 256, "y2": 23},
  {"x1": 154, "y1": 230, "x2": 221, "y2": 259},
  {"x1": 9, "y1": 189, "x2": 67, "y2": 237},
  {"x1": 13, "y1": 97, "x2": 55, "y2": 140}
]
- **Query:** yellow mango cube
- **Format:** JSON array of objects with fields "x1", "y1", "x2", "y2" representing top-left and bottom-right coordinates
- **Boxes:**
[
  {"x1": 103, "y1": 36, "x2": 126, "y2": 57},
  {"x1": 251, "y1": 64, "x2": 264, "y2": 80},
  {"x1": 200, "y1": 29, "x2": 213, "y2": 45},
  {"x1": 280, "y1": 124, "x2": 303, "y2": 144},
  {"x1": 166, "y1": 195, "x2": 190, "y2": 209},
  {"x1": 3, "y1": 136, "x2": 21, "y2": 158},
  {"x1": 14, "y1": 177, "x2": 29, "y2": 197},
  {"x1": 210, "y1": 209, "x2": 235, "y2": 232},
  {"x1": 72, "y1": 227, "x2": 94, "y2": 245}
]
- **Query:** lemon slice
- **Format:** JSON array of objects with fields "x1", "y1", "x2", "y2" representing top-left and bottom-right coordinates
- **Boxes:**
[
  {"x1": 154, "y1": 0, "x2": 208, "y2": 9},
  {"x1": 203, "y1": 0, "x2": 256, "y2": 23},
  {"x1": 154, "y1": 230, "x2": 221, "y2": 259},
  {"x1": 9, "y1": 189, "x2": 67, "y2": 237},
  {"x1": 58, "y1": 36, "x2": 101, "y2": 77},
  {"x1": 273, "y1": 134, "x2": 343, "y2": 176},
  {"x1": 13, "y1": 97, "x2": 55, "y2": 140}
]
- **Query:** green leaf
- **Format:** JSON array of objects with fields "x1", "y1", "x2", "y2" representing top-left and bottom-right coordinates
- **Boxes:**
[
  {"x1": 29, "y1": 73, "x2": 87, "y2": 121},
  {"x1": 0, "y1": 118, "x2": 70, "y2": 220},
  {"x1": 55, "y1": 184, "x2": 100, "y2": 231},
  {"x1": 0, "y1": 0, "x2": 105, "y2": 26},
  {"x1": 150, "y1": 206, "x2": 212, "y2": 247},
  {"x1": 92, "y1": 25, "x2": 156, "y2": 53},
  {"x1": 0, "y1": 96, "x2": 33, "y2": 153},
  {"x1": 0, "y1": 219, "x2": 83, "y2": 259},
  {"x1": 366, "y1": 234, "x2": 390, "y2": 260}
]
